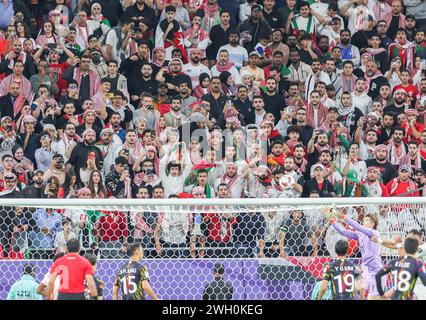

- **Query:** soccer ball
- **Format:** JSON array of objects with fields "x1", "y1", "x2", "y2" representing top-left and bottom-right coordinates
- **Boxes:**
[{"x1": 279, "y1": 175, "x2": 295, "y2": 190}]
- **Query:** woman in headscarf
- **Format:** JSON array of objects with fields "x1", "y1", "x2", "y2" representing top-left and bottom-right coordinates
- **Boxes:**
[
  {"x1": 35, "y1": 21, "x2": 59, "y2": 48},
  {"x1": 87, "y1": 3, "x2": 111, "y2": 43},
  {"x1": 12, "y1": 144, "x2": 33, "y2": 187},
  {"x1": 193, "y1": 73, "x2": 210, "y2": 99},
  {"x1": 219, "y1": 71, "x2": 237, "y2": 97}
]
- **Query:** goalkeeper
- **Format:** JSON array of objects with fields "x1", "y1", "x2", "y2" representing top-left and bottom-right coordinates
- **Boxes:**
[{"x1": 324, "y1": 207, "x2": 384, "y2": 300}]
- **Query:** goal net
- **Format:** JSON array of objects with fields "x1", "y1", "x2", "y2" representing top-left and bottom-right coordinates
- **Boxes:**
[{"x1": 0, "y1": 198, "x2": 425, "y2": 300}]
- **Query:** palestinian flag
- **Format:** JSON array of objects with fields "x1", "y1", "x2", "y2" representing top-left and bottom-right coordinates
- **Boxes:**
[
  {"x1": 158, "y1": 103, "x2": 171, "y2": 115},
  {"x1": 185, "y1": 161, "x2": 215, "y2": 186},
  {"x1": 85, "y1": 209, "x2": 107, "y2": 244}
]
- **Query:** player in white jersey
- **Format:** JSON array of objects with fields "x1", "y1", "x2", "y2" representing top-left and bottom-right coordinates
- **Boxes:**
[{"x1": 372, "y1": 229, "x2": 426, "y2": 299}]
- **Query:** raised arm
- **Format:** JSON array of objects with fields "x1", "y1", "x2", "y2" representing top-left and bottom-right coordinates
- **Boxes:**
[
  {"x1": 331, "y1": 219, "x2": 359, "y2": 240},
  {"x1": 343, "y1": 215, "x2": 376, "y2": 238}
]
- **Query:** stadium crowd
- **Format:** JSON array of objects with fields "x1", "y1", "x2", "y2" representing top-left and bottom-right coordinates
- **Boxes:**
[{"x1": 0, "y1": 0, "x2": 425, "y2": 259}]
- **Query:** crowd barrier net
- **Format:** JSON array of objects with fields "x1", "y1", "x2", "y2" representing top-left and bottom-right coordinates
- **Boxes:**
[{"x1": 0, "y1": 198, "x2": 425, "y2": 300}]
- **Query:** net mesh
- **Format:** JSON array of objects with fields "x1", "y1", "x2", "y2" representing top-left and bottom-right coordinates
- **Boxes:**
[{"x1": 0, "y1": 201, "x2": 425, "y2": 300}]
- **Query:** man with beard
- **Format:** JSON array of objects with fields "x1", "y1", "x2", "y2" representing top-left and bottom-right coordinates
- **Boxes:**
[
  {"x1": 44, "y1": 154, "x2": 66, "y2": 186},
  {"x1": 106, "y1": 112, "x2": 127, "y2": 143},
  {"x1": 183, "y1": 49, "x2": 211, "y2": 88},
  {"x1": 63, "y1": 54, "x2": 100, "y2": 103},
  {"x1": 268, "y1": 159, "x2": 302, "y2": 198},
  {"x1": 386, "y1": 165, "x2": 419, "y2": 197},
  {"x1": 307, "y1": 130, "x2": 330, "y2": 169},
  {"x1": 373, "y1": 83, "x2": 393, "y2": 112},
  {"x1": 54, "y1": 122, "x2": 81, "y2": 163},
  {"x1": 338, "y1": 29, "x2": 360, "y2": 67},
  {"x1": 106, "y1": 156, "x2": 137, "y2": 199},
  {"x1": 233, "y1": 85, "x2": 253, "y2": 123},
  {"x1": 313, "y1": 36, "x2": 331, "y2": 64},
  {"x1": 124, "y1": 0, "x2": 157, "y2": 27},
  {"x1": 420, "y1": 130, "x2": 426, "y2": 160},
  {"x1": 156, "y1": 58, "x2": 192, "y2": 97},
  {"x1": 210, "y1": 49, "x2": 241, "y2": 84},
  {"x1": 414, "y1": 168, "x2": 426, "y2": 195},
  {"x1": 267, "y1": 30, "x2": 289, "y2": 66},
  {"x1": 164, "y1": 97, "x2": 186, "y2": 128},
  {"x1": 261, "y1": 77, "x2": 286, "y2": 121},
  {"x1": 366, "y1": 145, "x2": 397, "y2": 184},
  {"x1": 120, "y1": 41, "x2": 150, "y2": 82},
  {"x1": 217, "y1": 31, "x2": 248, "y2": 71},
  {"x1": 283, "y1": 156, "x2": 304, "y2": 191},
  {"x1": 214, "y1": 162, "x2": 246, "y2": 198},
  {"x1": 293, "y1": 144, "x2": 308, "y2": 176},
  {"x1": 129, "y1": 63, "x2": 158, "y2": 103},
  {"x1": 247, "y1": 165, "x2": 272, "y2": 198},
  {"x1": 322, "y1": 58, "x2": 339, "y2": 90},
  {"x1": 264, "y1": 51, "x2": 290, "y2": 83},
  {"x1": 239, "y1": 4, "x2": 272, "y2": 53},
  {"x1": 0, "y1": 39, "x2": 36, "y2": 79},
  {"x1": 387, "y1": 127, "x2": 408, "y2": 168},
  {"x1": 365, "y1": 60, "x2": 388, "y2": 100},
  {"x1": 363, "y1": 166, "x2": 389, "y2": 197},
  {"x1": 0, "y1": 82, "x2": 29, "y2": 120},
  {"x1": 262, "y1": 0, "x2": 284, "y2": 30},
  {"x1": 304, "y1": 59, "x2": 331, "y2": 98},
  {"x1": 384, "y1": 89, "x2": 408, "y2": 123},
  {"x1": 22, "y1": 170, "x2": 46, "y2": 198},
  {"x1": 207, "y1": 9, "x2": 232, "y2": 63},
  {"x1": 414, "y1": 30, "x2": 426, "y2": 58},
  {"x1": 104, "y1": 91, "x2": 133, "y2": 130},
  {"x1": 400, "y1": 141, "x2": 426, "y2": 174},
  {"x1": 351, "y1": 78, "x2": 372, "y2": 116},
  {"x1": 376, "y1": 20, "x2": 393, "y2": 49},
  {"x1": 96, "y1": 128, "x2": 122, "y2": 177},
  {"x1": 66, "y1": 128, "x2": 104, "y2": 184},
  {"x1": 177, "y1": 82, "x2": 198, "y2": 117},
  {"x1": 317, "y1": 149, "x2": 342, "y2": 186},
  {"x1": 305, "y1": 90, "x2": 328, "y2": 129},
  {"x1": 201, "y1": 77, "x2": 227, "y2": 122},
  {"x1": 294, "y1": 107, "x2": 314, "y2": 146},
  {"x1": 288, "y1": 48, "x2": 312, "y2": 87},
  {"x1": 355, "y1": 126, "x2": 378, "y2": 161}
]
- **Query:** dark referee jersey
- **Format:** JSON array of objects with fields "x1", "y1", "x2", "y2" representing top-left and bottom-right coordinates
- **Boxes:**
[{"x1": 322, "y1": 258, "x2": 362, "y2": 300}]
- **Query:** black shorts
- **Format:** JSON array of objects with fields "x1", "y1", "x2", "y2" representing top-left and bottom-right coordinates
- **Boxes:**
[{"x1": 57, "y1": 292, "x2": 87, "y2": 300}]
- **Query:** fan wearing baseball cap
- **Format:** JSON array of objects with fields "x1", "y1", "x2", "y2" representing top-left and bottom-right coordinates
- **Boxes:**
[{"x1": 385, "y1": 164, "x2": 419, "y2": 197}]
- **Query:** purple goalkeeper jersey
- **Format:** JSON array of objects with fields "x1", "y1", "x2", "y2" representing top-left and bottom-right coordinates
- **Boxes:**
[{"x1": 333, "y1": 216, "x2": 383, "y2": 272}]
